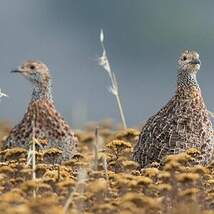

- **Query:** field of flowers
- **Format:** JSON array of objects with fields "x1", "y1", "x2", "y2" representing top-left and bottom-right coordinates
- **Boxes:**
[{"x1": 0, "y1": 121, "x2": 213, "y2": 214}]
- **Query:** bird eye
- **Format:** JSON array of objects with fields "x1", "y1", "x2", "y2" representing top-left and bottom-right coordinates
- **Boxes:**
[
  {"x1": 30, "y1": 65, "x2": 35, "y2": 70},
  {"x1": 182, "y1": 56, "x2": 187, "y2": 61}
]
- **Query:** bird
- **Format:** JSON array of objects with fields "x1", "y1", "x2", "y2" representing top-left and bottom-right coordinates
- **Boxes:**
[
  {"x1": 5, "y1": 60, "x2": 78, "y2": 162},
  {"x1": 133, "y1": 50, "x2": 214, "y2": 168}
]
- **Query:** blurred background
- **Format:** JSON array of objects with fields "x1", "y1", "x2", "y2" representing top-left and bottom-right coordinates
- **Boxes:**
[{"x1": 0, "y1": 0, "x2": 214, "y2": 128}]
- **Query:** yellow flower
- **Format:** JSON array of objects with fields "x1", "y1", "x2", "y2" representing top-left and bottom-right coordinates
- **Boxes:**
[
  {"x1": 175, "y1": 173, "x2": 200, "y2": 182},
  {"x1": 141, "y1": 167, "x2": 159, "y2": 178},
  {"x1": 178, "y1": 188, "x2": 199, "y2": 197}
]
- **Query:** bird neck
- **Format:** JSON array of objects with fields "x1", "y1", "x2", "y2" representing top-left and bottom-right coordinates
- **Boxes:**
[
  {"x1": 177, "y1": 71, "x2": 199, "y2": 88},
  {"x1": 176, "y1": 71, "x2": 201, "y2": 99},
  {"x1": 31, "y1": 81, "x2": 53, "y2": 102}
]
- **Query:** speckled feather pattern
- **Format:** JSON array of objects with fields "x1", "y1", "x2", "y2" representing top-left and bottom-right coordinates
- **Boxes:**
[
  {"x1": 5, "y1": 60, "x2": 78, "y2": 162},
  {"x1": 133, "y1": 50, "x2": 214, "y2": 168},
  {"x1": 6, "y1": 100, "x2": 78, "y2": 162}
]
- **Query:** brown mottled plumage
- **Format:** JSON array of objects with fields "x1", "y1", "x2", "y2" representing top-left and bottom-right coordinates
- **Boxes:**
[
  {"x1": 133, "y1": 50, "x2": 213, "y2": 168},
  {"x1": 5, "y1": 60, "x2": 78, "y2": 162}
]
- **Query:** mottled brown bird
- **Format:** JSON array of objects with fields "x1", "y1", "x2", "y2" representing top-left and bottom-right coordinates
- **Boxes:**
[
  {"x1": 5, "y1": 60, "x2": 78, "y2": 162},
  {"x1": 133, "y1": 50, "x2": 213, "y2": 168}
]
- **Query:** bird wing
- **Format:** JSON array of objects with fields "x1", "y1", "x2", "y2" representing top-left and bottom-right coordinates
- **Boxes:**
[
  {"x1": 133, "y1": 96, "x2": 184, "y2": 166},
  {"x1": 28, "y1": 100, "x2": 76, "y2": 141}
]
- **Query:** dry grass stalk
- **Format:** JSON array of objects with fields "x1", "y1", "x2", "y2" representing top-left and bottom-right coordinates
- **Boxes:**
[
  {"x1": 208, "y1": 110, "x2": 214, "y2": 118},
  {"x1": 103, "y1": 155, "x2": 109, "y2": 187},
  {"x1": 63, "y1": 186, "x2": 76, "y2": 213},
  {"x1": 98, "y1": 29, "x2": 127, "y2": 129},
  {"x1": 64, "y1": 168, "x2": 88, "y2": 213},
  {"x1": 57, "y1": 164, "x2": 60, "y2": 181},
  {"x1": 0, "y1": 88, "x2": 8, "y2": 100},
  {"x1": 93, "y1": 127, "x2": 99, "y2": 171},
  {"x1": 26, "y1": 116, "x2": 37, "y2": 198}
]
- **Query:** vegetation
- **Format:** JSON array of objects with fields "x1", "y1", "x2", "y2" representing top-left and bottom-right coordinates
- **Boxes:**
[{"x1": 0, "y1": 121, "x2": 213, "y2": 214}]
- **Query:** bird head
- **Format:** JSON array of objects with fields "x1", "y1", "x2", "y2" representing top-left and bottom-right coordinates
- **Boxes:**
[
  {"x1": 177, "y1": 50, "x2": 201, "y2": 74},
  {"x1": 11, "y1": 60, "x2": 50, "y2": 86}
]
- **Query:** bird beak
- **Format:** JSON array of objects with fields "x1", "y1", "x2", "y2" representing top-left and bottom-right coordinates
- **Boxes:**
[
  {"x1": 190, "y1": 59, "x2": 201, "y2": 65},
  {"x1": 11, "y1": 68, "x2": 21, "y2": 73}
]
